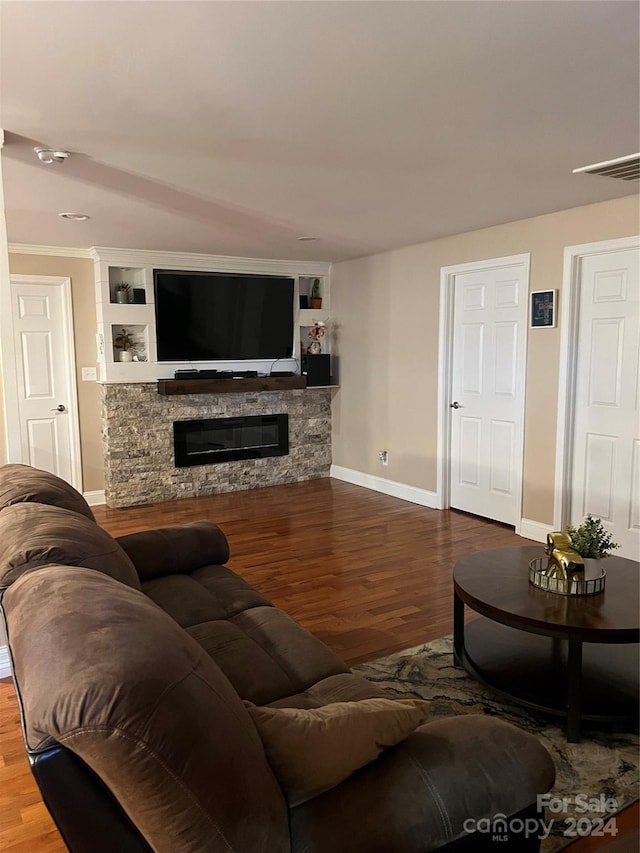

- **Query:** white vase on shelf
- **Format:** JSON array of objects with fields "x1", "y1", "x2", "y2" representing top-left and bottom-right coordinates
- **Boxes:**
[{"x1": 119, "y1": 351, "x2": 133, "y2": 363}]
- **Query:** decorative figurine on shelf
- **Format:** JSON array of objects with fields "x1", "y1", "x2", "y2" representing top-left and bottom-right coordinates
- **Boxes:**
[{"x1": 307, "y1": 319, "x2": 327, "y2": 355}]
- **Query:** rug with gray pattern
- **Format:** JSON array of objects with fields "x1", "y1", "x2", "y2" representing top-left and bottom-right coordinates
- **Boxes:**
[{"x1": 353, "y1": 637, "x2": 638, "y2": 852}]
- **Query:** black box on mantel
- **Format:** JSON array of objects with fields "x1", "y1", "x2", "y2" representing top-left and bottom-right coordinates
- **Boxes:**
[{"x1": 301, "y1": 354, "x2": 331, "y2": 387}]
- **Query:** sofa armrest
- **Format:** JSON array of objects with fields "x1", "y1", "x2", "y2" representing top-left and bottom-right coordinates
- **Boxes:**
[
  {"x1": 116, "y1": 521, "x2": 230, "y2": 581},
  {"x1": 289, "y1": 715, "x2": 555, "y2": 853}
]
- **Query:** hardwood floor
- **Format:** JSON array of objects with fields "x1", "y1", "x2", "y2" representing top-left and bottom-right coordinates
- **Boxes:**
[{"x1": 0, "y1": 478, "x2": 636, "y2": 851}]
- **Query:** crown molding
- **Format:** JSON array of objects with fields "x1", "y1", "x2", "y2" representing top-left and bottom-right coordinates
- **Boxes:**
[
  {"x1": 8, "y1": 243, "x2": 93, "y2": 258},
  {"x1": 89, "y1": 246, "x2": 331, "y2": 276},
  {"x1": 8, "y1": 244, "x2": 332, "y2": 275},
  {"x1": 8, "y1": 243, "x2": 331, "y2": 275}
]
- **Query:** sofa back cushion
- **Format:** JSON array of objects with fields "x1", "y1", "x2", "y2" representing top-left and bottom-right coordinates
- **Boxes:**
[
  {"x1": 4, "y1": 565, "x2": 289, "y2": 853},
  {"x1": 0, "y1": 463, "x2": 95, "y2": 521},
  {"x1": 0, "y1": 503, "x2": 140, "y2": 590}
]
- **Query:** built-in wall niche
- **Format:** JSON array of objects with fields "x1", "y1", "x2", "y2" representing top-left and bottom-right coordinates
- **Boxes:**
[
  {"x1": 299, "y1": 321, "x2": 331, "y2": 357},
  {"x1": 297, "y1": 275, "x2": 329, "y2": 357},
  {"x1": 108, "y1": 267, "x2": 148, "y2": 304},
  {"x1": 111, "y1": 324, "x2": 148, "y2": 363},
  {"x1": 298, "y1": 276, "x2": 325, "y2": 310}
]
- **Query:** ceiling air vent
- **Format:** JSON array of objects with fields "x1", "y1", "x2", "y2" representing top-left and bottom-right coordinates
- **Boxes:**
[{"x1": 573, "y1": 153, "x2": 640, "y2": 181}]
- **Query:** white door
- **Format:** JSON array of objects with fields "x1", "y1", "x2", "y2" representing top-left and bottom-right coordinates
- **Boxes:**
[
  {"x1": 570, "y1": 247, "x2": 640, "y2": 559},
  {"x1": 449, "y1": 259, "x2": 528, "y2": 525},
  {"x1": 9, "y1": 276, "x2": 81, "y2": 486}
]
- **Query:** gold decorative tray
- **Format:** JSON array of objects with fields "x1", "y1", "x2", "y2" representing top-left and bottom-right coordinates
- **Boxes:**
[{"x1": 528, "y1": 558, "x2": 606, "y2": 596}]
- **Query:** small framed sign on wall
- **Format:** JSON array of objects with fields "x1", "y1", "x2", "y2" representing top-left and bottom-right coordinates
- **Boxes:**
[{"x1": 530, "y1": 290, "x2": 556, "y2": 328}]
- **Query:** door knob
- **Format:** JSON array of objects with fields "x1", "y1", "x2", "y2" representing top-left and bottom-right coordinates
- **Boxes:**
[
  {"x1": 450, "y1": 401, "x2": 461, "y2": 409},
  {"x1": 51, "y1": 404, "x2": 66, "y2": 412}
]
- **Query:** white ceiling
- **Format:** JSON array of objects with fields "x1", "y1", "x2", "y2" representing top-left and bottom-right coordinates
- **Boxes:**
[{"x1": 1, "y1": 0, "x2": 638, "y2": 263}]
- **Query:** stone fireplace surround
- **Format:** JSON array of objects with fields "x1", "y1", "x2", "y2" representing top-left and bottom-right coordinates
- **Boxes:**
[{"x1": 101, "y1": 384, "x2": 331, "y2": 508}]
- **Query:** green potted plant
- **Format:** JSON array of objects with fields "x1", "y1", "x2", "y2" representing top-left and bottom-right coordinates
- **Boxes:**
[
  {"x1": 310, "y1": 278, "x2": 322, "y2": 310},
  {"x1": 113, "y1": 328, "x2": 139, "y2": 362},
  {"x1": 565, "y1": 514, "x2": 619, "y2": 576},
  {"x1": 115, "y1": 282, "x2": 131, "y2": 304}
]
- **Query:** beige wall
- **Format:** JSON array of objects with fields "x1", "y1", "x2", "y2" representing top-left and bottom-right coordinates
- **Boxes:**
[
  {"x1": 331, "y1": 196, "x2": 639, "y2": 525},
  {"x1": 0, "y1": 371, "x2": 6, "y2": 469},
  {"x1": 2, "y1": 195, "x2": 637, "y2": 511},
  {"x1": 5, "y1": 255, "x2": 105, "y2": 492}
]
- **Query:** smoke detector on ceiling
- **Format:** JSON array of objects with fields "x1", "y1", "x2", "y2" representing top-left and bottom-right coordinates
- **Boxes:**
[
  {"x1": 59, "y1": 212, "x2": 90, "y2": 221},
  {"x1": 34, "y1": 146, "x2": 70, "y2": 164},
  {"x1": 573, "y1": 152, "x2": 639, "y2": 181}
]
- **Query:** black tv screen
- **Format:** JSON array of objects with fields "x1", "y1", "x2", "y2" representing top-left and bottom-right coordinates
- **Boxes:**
[{"x1": 154, "y1": 270, "x2": 294, "y2": 362}]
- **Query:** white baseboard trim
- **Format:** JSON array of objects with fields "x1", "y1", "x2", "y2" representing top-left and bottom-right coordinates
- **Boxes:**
[
  {"x1": 0, "y1": 645, "x2": 12, "y2": 680},
  {"x1": 519, "y1": 518, "x2": 553, "y2": 543},
  {"x1": 84, "y1": 490, "x2": 106, "y2": 506},
  {"x1": 330, "y1": 465, "x2": 440, "y2": 509}
]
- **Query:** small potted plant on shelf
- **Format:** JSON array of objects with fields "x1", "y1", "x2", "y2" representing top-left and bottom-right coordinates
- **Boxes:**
[
  {"x1": 115, "y1": 282, "x2": 131, "y2": 304},
  {"x1": 113, "y1": 328, "x2": 139, "y2": 362},
  {"x1": 310, "y1": 278, "x2": 322, "y2": 309},
  {"x1": 565, "y1": 514, "x2": 620, "y2": 576}
]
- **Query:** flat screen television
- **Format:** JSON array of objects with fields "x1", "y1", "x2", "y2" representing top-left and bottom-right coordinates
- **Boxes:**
[{"x1": 154, "y1": 270, "x2": 295, "y2": 362}]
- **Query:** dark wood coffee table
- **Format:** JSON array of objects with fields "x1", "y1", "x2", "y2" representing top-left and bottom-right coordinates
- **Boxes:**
[{"x1": 453, "y1": 546, "x2": 639, "y2": 742}]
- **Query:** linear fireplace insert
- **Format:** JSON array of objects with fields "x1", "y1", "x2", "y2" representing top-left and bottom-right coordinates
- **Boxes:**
[{"x1": 173, "y1": 414, "x2": 289, "y2": 467}]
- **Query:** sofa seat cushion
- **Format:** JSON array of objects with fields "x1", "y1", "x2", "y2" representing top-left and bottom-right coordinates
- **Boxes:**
[
  {"x1": 185, "y1": 607, "x2": 349, "y2": 706},
  {"x1": 142, "y1": 564, "x2": 351, "y2": 705},
  {"x1": 141, "y1": 565, "x2": 273, "y2": 626},
  {"x1": 4, "y1": 565, "x2": 290, "y2": 853},
  {"x1": 246, "y1": 698, "x2": 431, "y2": 805},
  {"x1": 0, "y1": 463, "x2": 95, "y2": 521},
  {"x1": 289, "y1": 715, "x2": 556, "y2": 853},
  {"x1": 266, "y1": 671, "x2": 387, "y2": 708},
  {"x1": 0, "y1": 503, "x2": 140, "y2": 590}
]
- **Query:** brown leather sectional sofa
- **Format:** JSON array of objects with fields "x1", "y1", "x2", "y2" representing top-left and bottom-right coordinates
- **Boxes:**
[{"x1": 0, "y1": 463, "x2": 555, "y2": 852}]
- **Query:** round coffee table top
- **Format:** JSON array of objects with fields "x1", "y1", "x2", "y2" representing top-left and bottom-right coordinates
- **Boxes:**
[{"x1": 454, "y1": 546, "x2": 640, "y2": 642}]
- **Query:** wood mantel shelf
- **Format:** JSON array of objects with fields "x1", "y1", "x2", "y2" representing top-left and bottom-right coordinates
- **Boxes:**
[{"x1": 157, "y1": 376, "x2": 307, "y2": 396}]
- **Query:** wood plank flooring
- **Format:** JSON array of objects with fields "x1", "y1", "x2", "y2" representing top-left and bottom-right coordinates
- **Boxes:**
[{"x1": 0, "y1": 478, "x2": 635, "y2": 851}]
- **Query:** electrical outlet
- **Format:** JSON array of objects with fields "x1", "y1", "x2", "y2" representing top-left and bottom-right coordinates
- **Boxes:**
[
  {"x1": 82, "y1": 367, "x2": 97, "y2": 381},
  {"x1": 379, "y1": 450, "x2": 389, "y2": 466}
]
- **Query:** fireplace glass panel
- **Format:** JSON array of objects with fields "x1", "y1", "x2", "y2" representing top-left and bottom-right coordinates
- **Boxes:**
[{"x1": 174, "y1": 414, "x2": 288, "y2": 467}]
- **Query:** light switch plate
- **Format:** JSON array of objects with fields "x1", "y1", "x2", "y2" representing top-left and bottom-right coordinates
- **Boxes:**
[{"x1": 82, "y1": 367, "x2": 97, "y2": 381}]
